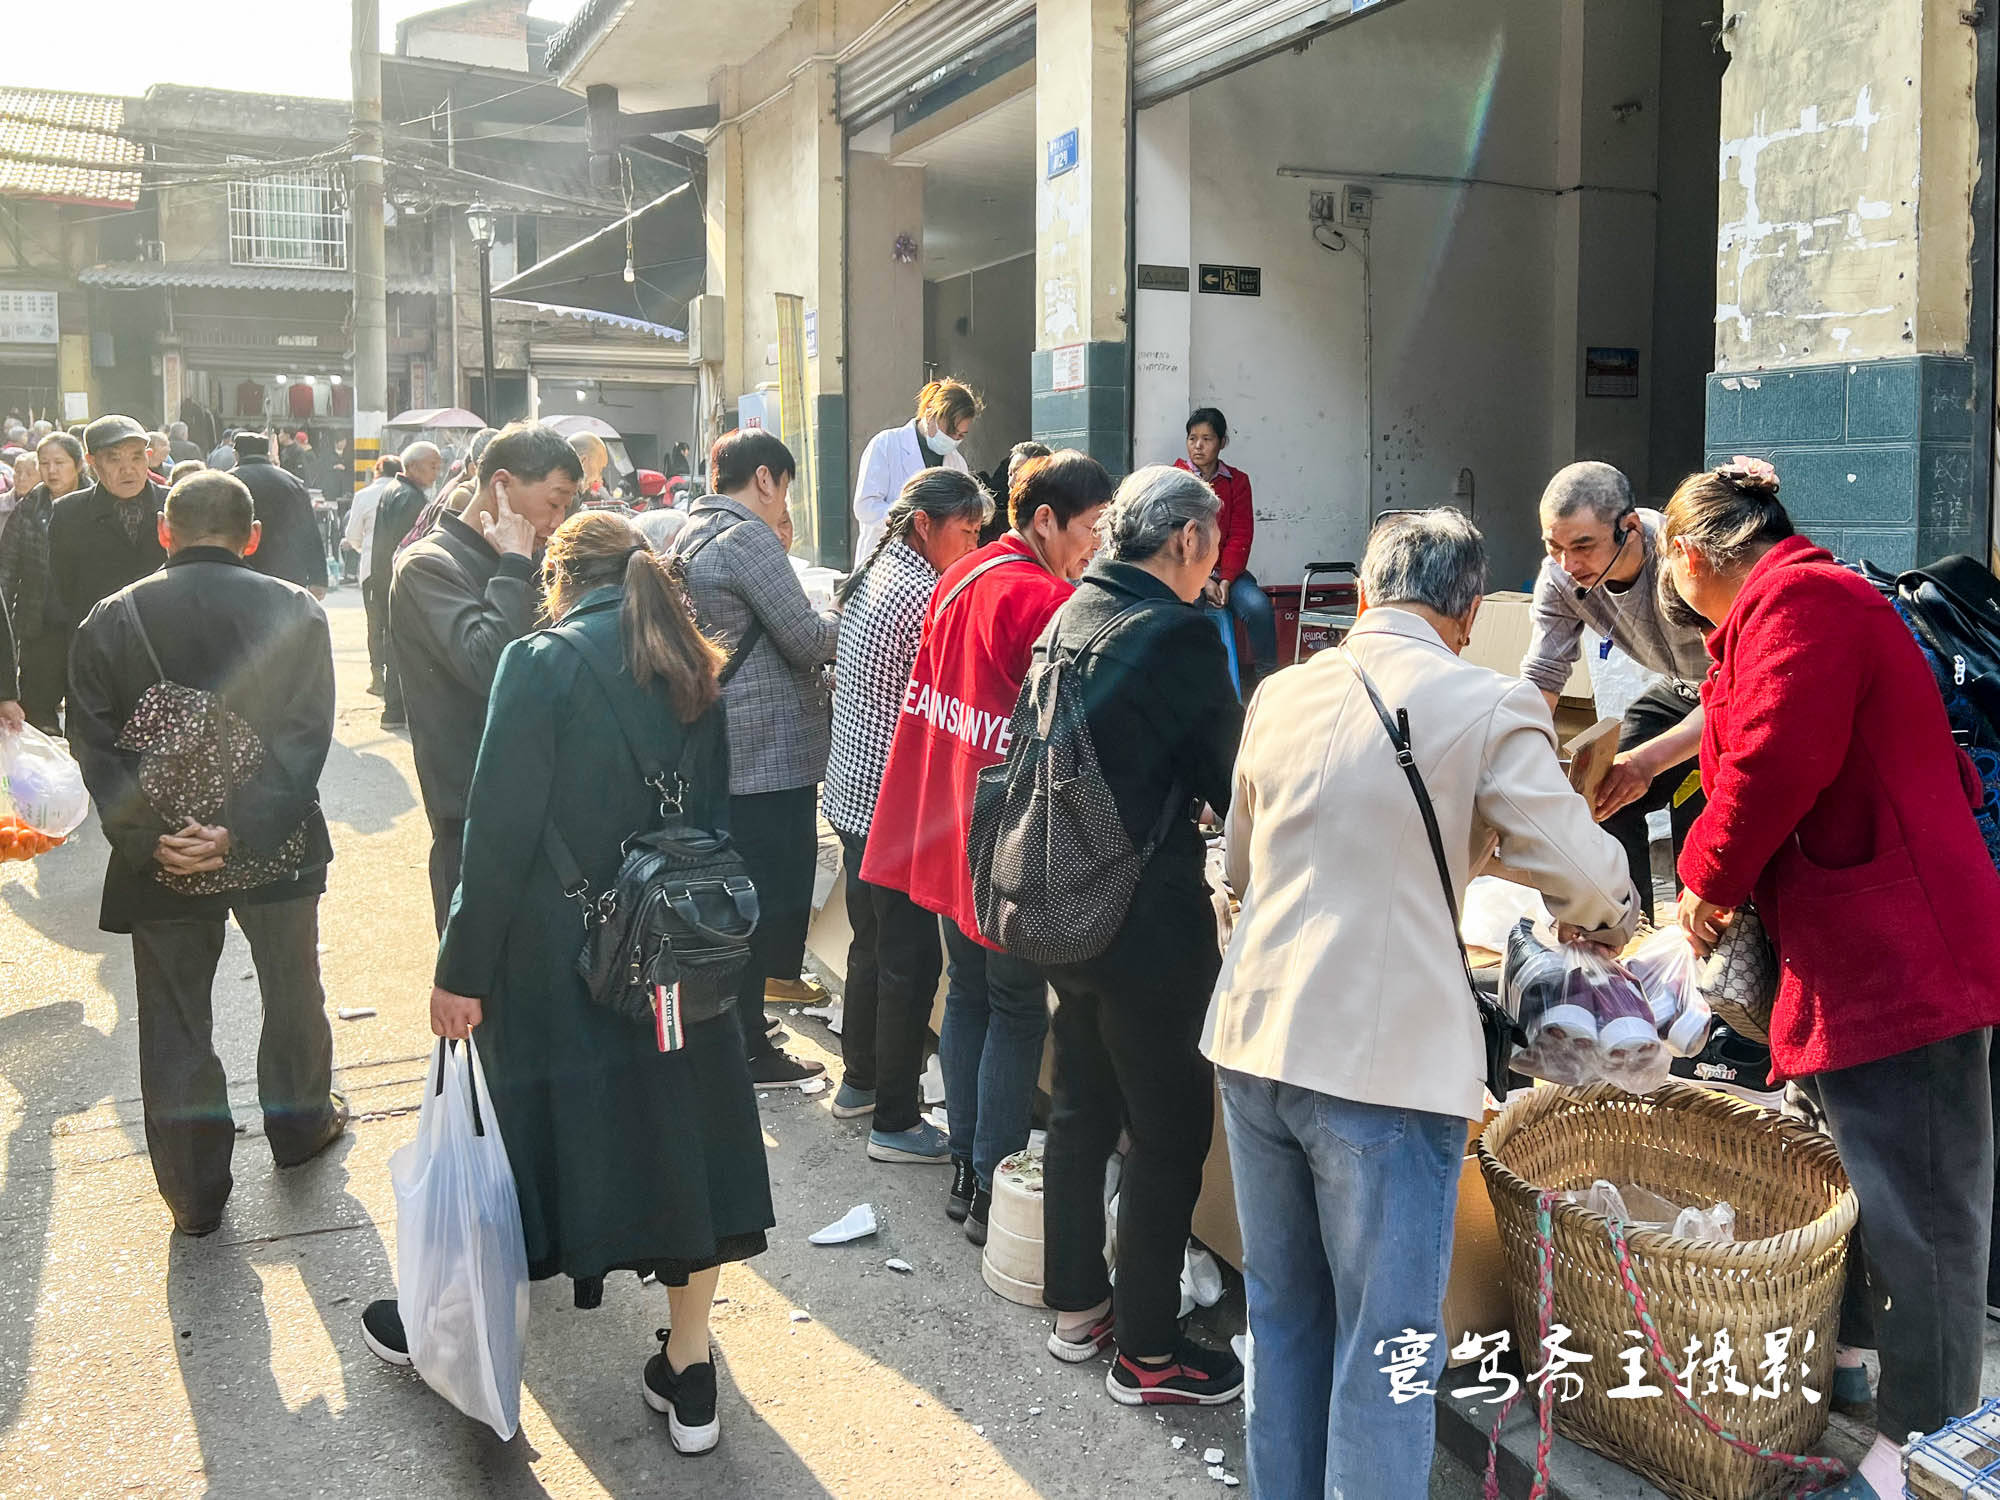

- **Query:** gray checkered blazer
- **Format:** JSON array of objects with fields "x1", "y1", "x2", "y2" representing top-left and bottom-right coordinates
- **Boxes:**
[{"x1": 672, "y1": 496, "x2": 841, "y2": 795}]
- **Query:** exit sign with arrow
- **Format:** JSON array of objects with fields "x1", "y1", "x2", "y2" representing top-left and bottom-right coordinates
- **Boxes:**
[{"x1": 1198, "y1": 263, "x2": 1261, "y2": 296}]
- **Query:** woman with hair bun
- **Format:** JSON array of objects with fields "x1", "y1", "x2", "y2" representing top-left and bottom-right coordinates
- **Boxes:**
[
  {"x1": 360, "y1": 510, "x2": 773, "y2": 1459},
  {"x1": 852, "y1": 378, "x2": 982, "y2": 563},
  {"x1": 1664, "y1": 458, "x2": 2000, "y2": 1500}
]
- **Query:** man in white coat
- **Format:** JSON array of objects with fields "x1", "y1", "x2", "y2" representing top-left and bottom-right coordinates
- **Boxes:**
[
  {"x1": 852, "y1": 379, "x2": 980, "y2": 564},
  {"x1": 1203, "y1": 506, "x2": 1640, "y2": 1500}
]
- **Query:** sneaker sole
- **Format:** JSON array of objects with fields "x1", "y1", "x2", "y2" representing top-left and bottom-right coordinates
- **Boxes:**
[
  {"x1": 866, "y1": 1142, "x2": 954, "y2": 1164},
  {"x1": 1104, "y1": 1368, "x2": 1244, "y2": 1407},
  {"x1": 752, "y1": 1074, "x2": 827, "y2": 1092},
  {"x1": 830, "y1": 1102, "x2": 876, "y2": 1120},
  {"x1": 361, "y1": 1323, "x2": 413, "y2": 1369},
  {"x1": 1047, "y1": 1330, "x2": 1114, "y2": 1364},
  {"x1": 641, "y1": 1378, "x2": 719, "y2": 1455}
]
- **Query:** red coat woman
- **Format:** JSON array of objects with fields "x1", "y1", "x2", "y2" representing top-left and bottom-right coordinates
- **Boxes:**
[{"x1": 1665, "y1": 459, "x2": 2000, "y2": 1499}]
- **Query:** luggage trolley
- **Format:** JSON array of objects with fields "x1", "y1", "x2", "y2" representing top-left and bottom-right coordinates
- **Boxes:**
[{"x1": 1294, "y1": 560, "x2": 1361, "y2": 662}]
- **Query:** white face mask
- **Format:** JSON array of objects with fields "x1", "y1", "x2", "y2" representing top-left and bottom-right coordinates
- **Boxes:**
[{"x1": 927, "y1": 423, "x2": 961, "y2": 457}]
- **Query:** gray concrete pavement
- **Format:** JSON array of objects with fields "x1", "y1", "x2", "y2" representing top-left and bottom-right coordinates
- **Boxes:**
[{"x1": 0, "y1": 587, "x2": 1488, "y2": 1499}]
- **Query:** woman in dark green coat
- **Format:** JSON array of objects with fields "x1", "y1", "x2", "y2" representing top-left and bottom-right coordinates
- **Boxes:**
[{"x1": 363, "y1": 511, "x2": 773, "y2": 1457}]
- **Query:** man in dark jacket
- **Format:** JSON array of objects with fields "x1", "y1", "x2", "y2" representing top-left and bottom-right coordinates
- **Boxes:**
[
  {"x1": 372, "y1": 442, "x2": 440, "y2": 729},
  {"x1": 389, "y1": 422, "x2": 579, "y2": 928},
  {"x1": 231, "y1": 430, "x2": 328, "y2": 596},
  {"x1": 66, "y1": 470, "x2": 343, "y2": 1237},
  {"x1": 46, "y1": 415, "x2": 167, "y2": 650}
]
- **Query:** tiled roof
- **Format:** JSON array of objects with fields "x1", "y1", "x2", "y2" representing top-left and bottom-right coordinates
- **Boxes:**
[
  {"x1": 78, "y1": 262, "x2": 437, "y2": 295},
  {"x1": 544, "y1": 0, "x2": 624, "y2": 74},
  {"x1": 0, "y1": 87, "x2": 143, "y2": 206}
]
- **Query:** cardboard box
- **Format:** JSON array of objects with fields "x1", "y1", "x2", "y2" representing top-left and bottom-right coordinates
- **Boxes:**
[
  {"x1": 1191, "y1": 1082, "x2": 1242, "y2": 1269},
  {"x1": 1465, "y1": 592, "x2": 1594, "y2": 702},
  {"x1": 1443, "y1": 1122, "x2": 1512, "y2": 1365}
]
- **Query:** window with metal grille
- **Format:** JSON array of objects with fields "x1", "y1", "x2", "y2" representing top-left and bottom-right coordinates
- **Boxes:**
[{"x1": 227, "y1": 171, "x2": 347, "y2": 269}]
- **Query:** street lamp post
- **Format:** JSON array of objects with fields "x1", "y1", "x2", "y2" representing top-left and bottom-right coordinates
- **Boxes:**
[{"x1": 466, "y1": 202, "x2": 497, "y2": 423}]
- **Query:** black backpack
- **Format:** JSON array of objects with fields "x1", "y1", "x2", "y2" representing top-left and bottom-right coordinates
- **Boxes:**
[
  {"x1": 1858, "y1": 554, "x2": 2000, "y2": 872},
  {"x1": 967, "y1": 598, "x2": 1181, "y2": 966},
  {"x1": 540, "y1": 622, "x2": 758, "y2": 1048}
]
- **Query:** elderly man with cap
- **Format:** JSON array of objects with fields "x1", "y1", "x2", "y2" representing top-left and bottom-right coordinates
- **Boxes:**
[
  {"x1": 46, "y1": 415, "x2": 168, "y2": 661},
  {"x1": 1520, "y1": 460, "x2": 1714, "y2": 918}
]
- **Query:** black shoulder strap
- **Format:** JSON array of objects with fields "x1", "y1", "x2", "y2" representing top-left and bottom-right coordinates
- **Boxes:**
[
  {"x1": 1341, "y1": 645, "x2": 1481, "y2": 998},
  {"x1": 675, "y1": 513, "x2": 765, "y2": 686},
  {"x1": 120, "y1": 594, "x2": 166, "y2": 684},
  {"x1": 540, "y1": 624, "x2": 694, "y2": 900},
  {"x1": 937, "y1": 550, "x2": 1035, "y2": 614}
]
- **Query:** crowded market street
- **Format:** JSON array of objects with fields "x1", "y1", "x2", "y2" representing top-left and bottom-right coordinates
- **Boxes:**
[{"x1": 0, "y1": 590, "x2": 1477, "y2": 1499}]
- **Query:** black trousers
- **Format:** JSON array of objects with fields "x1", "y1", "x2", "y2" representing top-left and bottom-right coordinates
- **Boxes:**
[
  {"x1": 729, "y1": 787, "x2": 820, "y2": 1062},
  {"x1": 17, "y1": 631, "x2": 65, "y2": 734},
  {"x1": 1804, "y1": 1029, "x2": 1994, "y2": 1439},
  {"x1": 1603, "y1": 678, "x2": 1705, "y2": 921},
  {"x1": 131, "y1": 895, "x2": 338, "y2": 1227},
  {"x1": 428, "y1": 813, "x2": 464, "y2": 936},
  {"x1": 361, "y1": 573, "x2": 387, "y2": 678},
  {"x1": 1043, "y1": 869, "x2": 1219, "y2": 1356},
  {"x1": 837, "y1": 830, "x2": 942, "y2": 1132}
]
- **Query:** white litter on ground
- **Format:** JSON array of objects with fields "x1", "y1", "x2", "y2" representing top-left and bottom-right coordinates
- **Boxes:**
[
  {"x1": 1170, "y1": 1436, "x2": 1186, "y2": 1451},
  {"x1": 802, "y1": 1000, "x2": 843, "y2": 1035},
  {"x1": 799, "y1": 1076, "x2": 828, "y2": 1096},
  {"x1": 885, "y1": 1258, "x2": 913, "y2": 1274},
  {"x1": 921, "y1": 1056, "x2": 946, "y2": 1104},
  {"x1": 1203, "y1": 1448, "x2": 1224, "y2": 1464},
  {"x1": 788, "y1": 1308, "x2": 812, "y2": 1323},
  {"x1": 922, "y1": 1108, "x2": 949, "y2": 1132},
  {"x1": 1208, "y1": 1466, "x2": 1227, "y2": 1481},
  {"x1": 808, "y1": 1204, "x2": 878, "y2": 1244},
  {"x1": 335, "y1": 1006, "x2": 376, "y2": 1021}
]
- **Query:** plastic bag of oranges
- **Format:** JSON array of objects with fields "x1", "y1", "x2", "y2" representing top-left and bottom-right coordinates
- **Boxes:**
[{"x1": 0, "y1": 723, "x2": 90, "y2": 861}]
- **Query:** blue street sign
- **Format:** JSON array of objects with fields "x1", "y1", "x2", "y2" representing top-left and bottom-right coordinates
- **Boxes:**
[{"x1": 1047, "y1": 128, "x2": 1079, "y2": 180}]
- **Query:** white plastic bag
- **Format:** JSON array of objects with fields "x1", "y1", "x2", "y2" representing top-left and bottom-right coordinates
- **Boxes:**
[
  {"x1": 0, "y1": 724, "x2": 90, "y2": 837},
  {"x1": 1503, "y1": 922, "x2": 1672, "y2": 1093},
  {"x1": 1460, "y1": 876, "x2": 1552, "y2": 953},
  {"x1": 389, "y1": 1038, "x2": 530, "y2": 1439},
  {"x1": 1623, "y1": 925, "x2": 1715, "y2": 1057}
]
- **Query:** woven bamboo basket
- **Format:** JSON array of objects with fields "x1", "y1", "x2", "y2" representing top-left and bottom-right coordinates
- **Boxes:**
[{"x1": 1477, "y1": 1082, "x2": 1857, "y2": 1500}]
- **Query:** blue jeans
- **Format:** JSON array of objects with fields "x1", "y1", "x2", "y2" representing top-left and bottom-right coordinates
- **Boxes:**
[
  {"x1": 940, "y1": 918, "x2": 1049, "y2": 1189},
  {"x1": 1218, "y1": 1068, "x2": 1464, "y2": 1500},
  {"x1": 1228, "y1": 571, "x2": 1278, "y2": 670}
]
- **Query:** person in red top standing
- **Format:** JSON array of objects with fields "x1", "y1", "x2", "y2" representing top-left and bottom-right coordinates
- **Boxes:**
[
  {"x1": 1665, "y1": 459, "x2": 2000, "y2": 1500},
  {"x1": 1173, "y1": 407, "x2": 1273, "y2": 679},
  {"x1": 862, "y1": 451, "x2": 1114, "y2": 1241}
]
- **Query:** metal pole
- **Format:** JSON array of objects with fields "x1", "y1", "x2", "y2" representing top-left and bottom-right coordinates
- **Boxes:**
[
  {"x1": 350, "y1": 0, "x2": 387, "y2": 494},
  {"x1": 477, "y1": 242, "x2": 496, "y2": 423}
]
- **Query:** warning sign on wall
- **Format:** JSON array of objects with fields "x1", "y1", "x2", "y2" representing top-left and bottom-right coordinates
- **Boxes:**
[{"x1": 1585, "y1": 346, "x2": 1640, "y2": 398}]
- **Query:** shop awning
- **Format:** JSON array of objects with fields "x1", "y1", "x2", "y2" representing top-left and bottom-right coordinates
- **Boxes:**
[
  {"x1": 79, "y1": 262, "x2": 437, "y2": 295},
  {"x1": 490, "y1": 182, "x2": 702, "y2": 331}
]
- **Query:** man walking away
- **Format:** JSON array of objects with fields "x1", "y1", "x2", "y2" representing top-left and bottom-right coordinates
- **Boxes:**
[
  {"x1": 66, "y1": 470, "x2": 344, "y2": 1237},
  {"x1": 46, "y1": 416, "x2": 168, "y2": 661},
  {"x1": 389, "y1": 423, "x2": 580, "y2": 930},
  {"x1": 672, "y1": 430, "x2": 840, "y2": 1089},
  {"x1": 207, "y1": 429, "x2": 238, "y2": 470},
  {"x1": 343, "y1": 454, "x2": 402, "y2": 696},
  {"x1": 372, "y1": 442, "x2": 441, "y2": 729},
  {"x1": 231, "y1": 431, "x2": 327, "y2": 597},
  {"x1": 168, "y1": 422, "x2": 201, "y2": 464}
]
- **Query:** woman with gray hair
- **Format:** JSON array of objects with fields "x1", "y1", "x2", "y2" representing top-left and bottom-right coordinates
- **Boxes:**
[
  {"x1": 1204, "y1": 506, "x2": 1638, "y2": 1496},
  {"x1": 1033, "y1": 463, "x2": 1247, "y2": 1406},
  {"x1": 823, "y1": 467, "x2": 991, "y2": 1163}
]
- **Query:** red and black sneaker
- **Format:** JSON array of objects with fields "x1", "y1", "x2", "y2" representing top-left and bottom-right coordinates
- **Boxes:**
[
  {"x1": 1106, "y1": 1339, "x2": 1244, "y2": 1406},
  {"x1": 1047, "y1": 1308, "x2": 1116, "y2": 1363}
]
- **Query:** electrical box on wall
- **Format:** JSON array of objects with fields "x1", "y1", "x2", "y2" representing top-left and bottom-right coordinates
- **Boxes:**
[
  {"x1": 688, "y1": 295, "x2": 725, "y2": 365},
  {"x1": 1342, "y1": 185, "x2": 1374, "y2": 227},
  {"x1": 1308, "y1": 190, "x2": 1340, "y2": 224}
]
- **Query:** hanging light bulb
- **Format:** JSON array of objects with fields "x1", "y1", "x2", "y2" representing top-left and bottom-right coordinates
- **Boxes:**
[{"x1": 622, "y1": 258, "x2": 636, "y2": 284}]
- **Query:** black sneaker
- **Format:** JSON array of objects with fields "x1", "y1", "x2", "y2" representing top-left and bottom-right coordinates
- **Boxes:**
[
  {"x1": 643, "y1": 1331, "x2": 720, "y2": 1454},
  {"x1": 964, "y1": 1185, "x2": 991, "y2": 1246},
  {"x1": 361, "y1": 1299, "x2": 412, "y2": 1367},
  {"x1": 749, "y1": 1052, "x2": 826, "y2": 1090},
  {"x1": 1106, "y1": 1339, "x2": 1244, "y2": 1407},
  {"x1": 946, "y1": 1157, "x2": 976, "y2": 1223}
]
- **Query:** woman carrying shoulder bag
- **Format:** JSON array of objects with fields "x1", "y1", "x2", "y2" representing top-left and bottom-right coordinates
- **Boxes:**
[
  {"x1": 1036, "y1": 465, "x2": 1246, "y2": 1407},
  {"x1": 360, "y1": 512, "x2": 774, "y2": 1458},
  {"x1": 1664, "y1": 461, "x2": 2000, "y2": 1500}
]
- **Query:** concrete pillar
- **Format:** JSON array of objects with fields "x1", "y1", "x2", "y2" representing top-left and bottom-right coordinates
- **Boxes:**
[
  {"x1": 846, "y1": 144, "x2": 927, "y2": 507},
  {"x1": 1550, "y1": 0, "x2": 1662, "y2": 497},
  {"x1": 1707, "y1": 0, "x2": 1980, "y2": 568},
  {"x1": 1031, "y1": 0, "x2": 1131, "y2": 472},
  {"x1": 801, "y1": 60, "x2": 850, "y2": 561},
  {"x1": 1132, "y1": 94, "x2": 1193, "y2": 470}
]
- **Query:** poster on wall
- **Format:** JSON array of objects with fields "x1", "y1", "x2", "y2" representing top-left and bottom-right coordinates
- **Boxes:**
[
  {"x1": 1585, "y1": 347, "x2": 1641, "y2": 398},
  {"x1": 0, "y1": 291, "x2": 58, "y2": 343}
]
